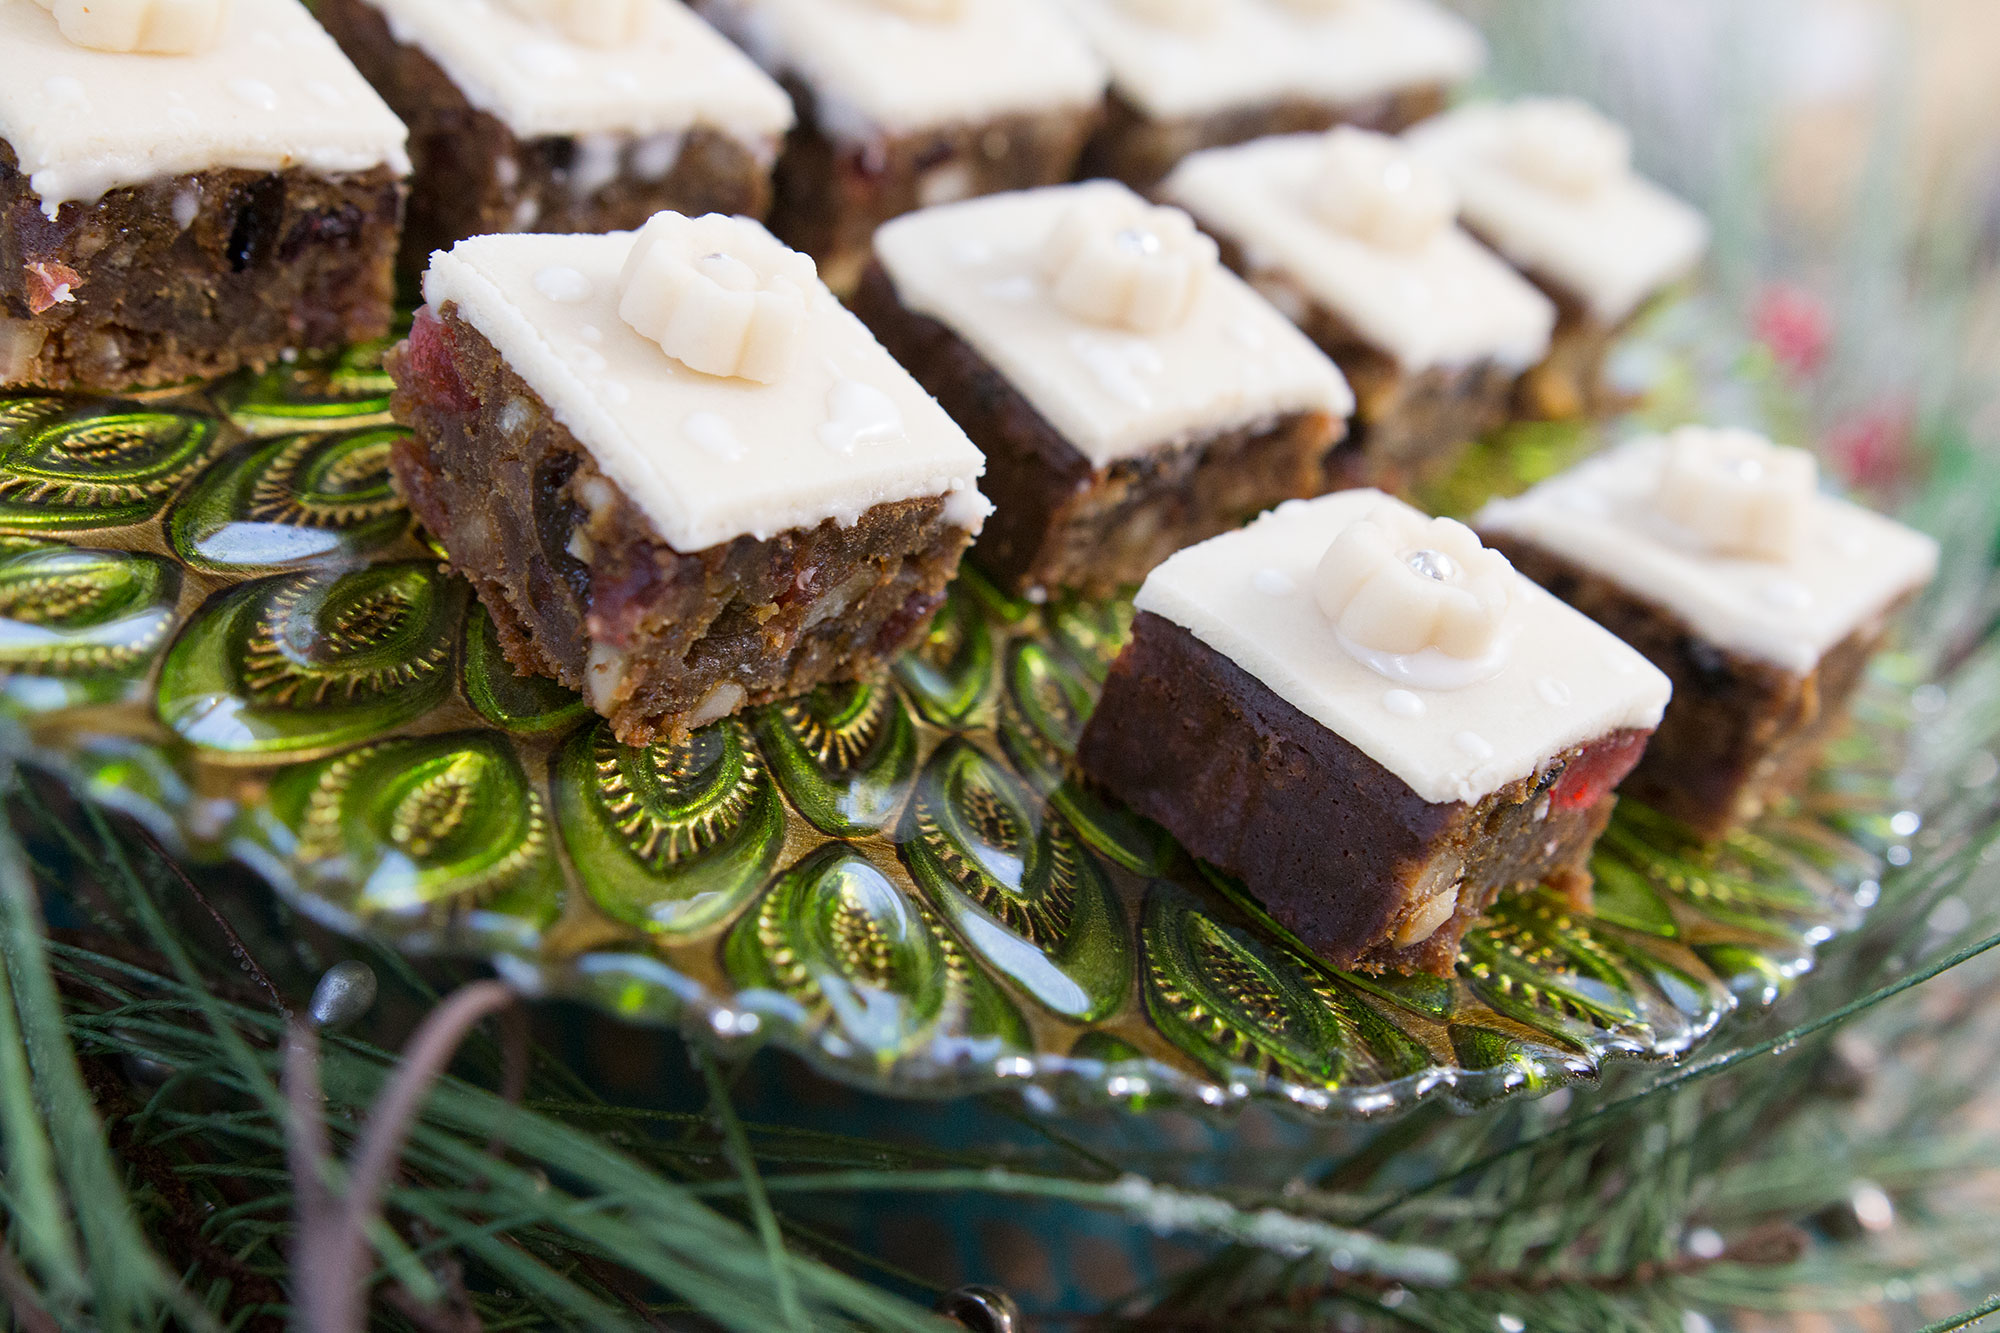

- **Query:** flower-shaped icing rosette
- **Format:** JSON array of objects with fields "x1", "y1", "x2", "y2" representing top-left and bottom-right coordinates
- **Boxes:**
[
  {"x1": 1309, "y1": 127, "x2": 1459, "y2": 252},
  {"x1": 1653, "y1": 425, "x2": 1818, "y2": 562},
  {"x1": 33, "y1": 0, "x2": 227, "y2": 54},
  {"x1": 1315, "y1": 505, "x2": 1515, "y2": 687},
  {"x1": 1502, "y1": 97, "x2": 1633, "y2": 198},
  {"x1": 618, "y1": 213, "x2": 818, "y2": 385},
  {"x1": 1039, "y1": 193, "x2": 1219, "y2": 335},
  {"x1": 500, "y1": 0, "x2": 643, "y2": 46}
]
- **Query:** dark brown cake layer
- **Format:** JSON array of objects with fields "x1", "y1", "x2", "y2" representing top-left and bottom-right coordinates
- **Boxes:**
[
  {"x1": 767, "y1": 78, "x2": 1099, "y2": 294},
  {"x1": 1489, "y1": 535, "x2": 1894, "y2": 839},
  {"x1": 852, "y1": 262, "x2": 1342, "y2": 598},
  {"x1": 1078, "y1": 612, "x2": 1648, "y2": 974},
  {"x1": 1210, "y1": 233, "x2": 1515, "y2": 494},
  {"x1": 387, "y1": 304, "x2": 972, "y2": 746},
  {"x1": 319, "y1": 0, "x2": 773, "y2": 271},
  {"x1": 2, "y1": 143, "x2": 401, "y2": 392},
  {"x1": 1082, "y1": 84, "x2": 1447, "y2": 191}
]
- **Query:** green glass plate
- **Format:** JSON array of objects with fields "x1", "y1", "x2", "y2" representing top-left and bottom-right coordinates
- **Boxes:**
[{"x1": 0, "y1": 347, "x2": 1913, "y2": 1119}]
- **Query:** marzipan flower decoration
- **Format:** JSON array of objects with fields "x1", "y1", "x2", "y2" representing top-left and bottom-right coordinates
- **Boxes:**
[
  {"x1": 34, "y1": 0, "x2": 228, "y2": 54},
  {"x1": 1310, "y1": 126, "x2": 1458, "y2": 252},
  {"x1": 1503, "y1": 97, "x2": 1632, "y2": 198},
  {"x1": 1316, "y1": 506, "x2": 1513, "y2": 660},
  {"x1": 619, "y1": 213, "x2": 817, "y2": 385},
  {"x1": 1653, "y1": 425, "x2": 1818, "y2": 562},
  {"x1": 1040, "y1": 193, "x2": 1218, "y2": 334}
]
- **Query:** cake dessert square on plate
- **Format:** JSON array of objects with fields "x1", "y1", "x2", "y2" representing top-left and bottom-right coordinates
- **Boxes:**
[
  {"x1": 1061, "y1": 0, "x2": 1484, "y2": 189},
  {"x1": 855, "y1": 181, "x2": 1355, "y2": 598},
  {"x1": 1477, "y1": 427, "x2": 1938, "y2": 839},
  {"x1": 691, "y1": 0, "x2": 1106, "y2": 293},
  {"x1": 317, "y1": 0, "x2": 792, "y2": 267},
  {"x1": 1405, "y1": 98, "x2": 1709, "y2": 421},
  {"x1": 1162, "y1": 128, "x2": 1555, "y2": 493},
  {"x1": 387, "y1": 211, "x2": 990, "y2": 745},
  {"x1": 2, "y1": 0, "x2": 409, "y2": 391},
  {"x1": 1077, "y1": 489, "x2": 1671, "y2": 975}
]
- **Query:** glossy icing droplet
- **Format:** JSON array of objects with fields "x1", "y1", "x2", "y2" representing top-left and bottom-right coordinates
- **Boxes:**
[
  {"x1": 820, "y1": 377, "x2": 906, "y2": 455},
  {"x1": 1405, "y1": 548, "x2": 1458, "y2": 582},
  {"x1": 534, "y1": 265, "x2": 594, "y2": 303},
  {"x1": 228, "y1": 78, "x2": 281, "y2": 112},
  {"x1": 1455, "y1": 730, "x2": 1495, "y2": 761},
  {"x1": 1252, "y1": 567, "x2": 1295, "y2": 597},
  {"x1": 1763, "y1": 578, "x2": 1814, "y2": 611},
  {"x1": 1069, "y1": 332, "x2": 1163, "y2": 410},
  {"x1": 1535, "y1": 675, "x2": 1572, "y2": 707},
  {"x1": 45, "y1": 76, "x2": 90, "y2": 108},
  {"x1": 1383, "y1": 688, "x2": 1425, "y2": 718},
  {"x1": 683, "y1": 411, "x2": 745, "y2": 461}
]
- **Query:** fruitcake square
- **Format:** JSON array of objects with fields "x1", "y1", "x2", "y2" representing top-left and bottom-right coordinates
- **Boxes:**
[
  {"x1": 318, "y1": 0, "x2": 793, "y2": 267},
  {"x1": 1063, "y1": 0, "x2": 1484, "y2": 188},
  {"x1": 1078, "y1": 489, "x2": 1670, "y2": 974},
  {"x1": 1405, "y1": 98, "x2": 1709, "y2": 420},
  {"x1": 1477, "y1": 428, "x2": 1938, "y2": 838},
  {"x1": 1163, "y1": 128, "x2": 1556, "y2": 492},
  {"x1": 387, "y1": 212, "x2": 990, "y2": 744},
  {"x1": 692, "y1": 0, "x2": 1107, "y2": 292},
  {"x1": 1, "y1": 0, "x2": 408, "y2": 391},
  {"x1": 855, "y1": 181, "x2": 1354, "y2": 598}
]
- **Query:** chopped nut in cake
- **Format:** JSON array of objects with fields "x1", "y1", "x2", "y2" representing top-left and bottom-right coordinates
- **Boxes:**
[
  {"x1": 1078, "y1": 489, "x2": 1671, "y2": 975},
  {"x1": 1477, "y1": 427, "x2": 1937, "y2": 838},
  {"x1": 387, "y1": 212, "x2": 990, "y2": 744},
  {"x1": 856, "y1": 180, "x2": 1355, "y2": 597}
]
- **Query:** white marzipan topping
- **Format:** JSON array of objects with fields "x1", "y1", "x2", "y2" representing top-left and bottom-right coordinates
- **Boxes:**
[
  {"x1": 1113, "y1": 0, "x2": 1219, "y2": 31},
  {"x1": 1310, "y1": 126, "x2": 1456, "y2": 252},
  {"x1": 873, "y1": 182, "x2": 1354, "y2": 469},
  {"x1": 367, "y1": 0, "x2": 793, "y2": 142},
  {"x1": 1163, "y1": 133, "x2": 1555, "y2": 372},
  {"x1": 1476, "y1": 433, "x2": 1940, "y2": 674},
  {"x1": 693, "y1": 0, "x2": 1104, "y2": 140},
  {"x1": 0, "y1": 0, "x2": 408, "y2": 212},
  {"x1": 618, "y1": 213, "x2": 816, "y2": 384},
  {"x1": 1504, "y1": 97, "x2": 1632, "y2": 198},
  {"x1": 499, "y1": 0, "x2": 643, "y2": 46},
  {"x1": 862, "y1": 0, "x2": 965, "y2": 18},
  {"x1": 422, "y1": 219, "x2": 991, "y2": 553},
  {"x1": 1652, "y1": 426, "x2": 1817, "y2": 562},
  {"x1": 33, "y1": 0, "x2": 228, "y2": 54},
  {"x1": 1405, "y1": 98, "x2": 1709, "y2": 324},
  {"x1": 1058, "y1": 0, "x2": 1483, "y2": 122},
  {"x1": 1135, "y1": 490, "x2": 1671, "y2": 805},
  {"x1": 1040, "y1": 194, "x2": 1218, "y2": 334}
]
